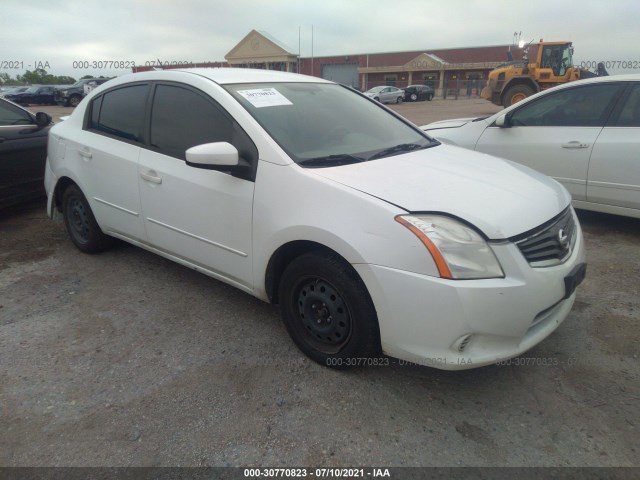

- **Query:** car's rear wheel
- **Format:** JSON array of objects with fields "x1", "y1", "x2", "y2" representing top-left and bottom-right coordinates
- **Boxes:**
[
  {"x1": 396, "y1": 96, "x2": 403, "y2": 104},
  {"x1": 410, "y1": 93, "x2": 418, "y2": 101},
  {"x1": 427, "y1": 93, "x2": 433, "y2": 101},
  {"x1": 62, "y1": 185, "x2": 113, "y2": 253},
  {"x1": 278, "y1": 252, "x2": 380, "y2": 368}
]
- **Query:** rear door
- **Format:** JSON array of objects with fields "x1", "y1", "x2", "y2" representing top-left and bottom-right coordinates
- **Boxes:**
[
  {"x1": 75, "y1": 84, "x2": 148, "y2": 240},
  {"x1": 587, "y1": 82, "x2": 640, "y2": 213},
  {"x1": 475, "y1": 82, "x2": 625, "y2": 201}
]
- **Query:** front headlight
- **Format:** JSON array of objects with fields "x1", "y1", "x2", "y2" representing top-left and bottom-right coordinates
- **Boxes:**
[{"x1": 396, "y1": 214, "x2": 504, "y2": 279}]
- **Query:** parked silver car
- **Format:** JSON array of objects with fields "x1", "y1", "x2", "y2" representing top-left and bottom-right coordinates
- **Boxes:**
[{"x1": 363, "y1": 86, "x2": 405, "y2": 104}]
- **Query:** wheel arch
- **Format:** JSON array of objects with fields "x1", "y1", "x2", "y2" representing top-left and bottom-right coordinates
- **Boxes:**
[
  {"x1": 264, "y1": 240, "x2": 361, "y2": 305},
  {"x1": 52, "y1": 176, "x2": 80, "y2": 214}
]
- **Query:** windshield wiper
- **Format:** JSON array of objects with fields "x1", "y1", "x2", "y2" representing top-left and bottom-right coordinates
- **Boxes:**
[
  {"x1": 368, "y1": 142, "x2": 430, "y2": 161},
  {"x1": 298, "y1": 153, "x2": 367, "y2": 168}
]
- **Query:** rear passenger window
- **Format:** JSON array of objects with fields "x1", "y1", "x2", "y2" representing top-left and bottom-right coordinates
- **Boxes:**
[
  {"x1": 613, "y1": 84, "x2": 640, "y2": 127},
  {"x1": 88, "y1": 84, "x2": 148, "y2": 142}
]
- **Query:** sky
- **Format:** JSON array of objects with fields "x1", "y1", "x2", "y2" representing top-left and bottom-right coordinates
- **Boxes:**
[{"x1": 1, "y1": 0, "x2": 639, "y2": 81}]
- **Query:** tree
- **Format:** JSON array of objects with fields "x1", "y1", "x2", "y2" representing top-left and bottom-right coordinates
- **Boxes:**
[{"x1": 13, "y1": 69, "x2": 75, "y2": 85}]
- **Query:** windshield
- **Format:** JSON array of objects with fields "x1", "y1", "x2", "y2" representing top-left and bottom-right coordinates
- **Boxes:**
[{"x1": 224, "y1": 82, "x2": 437, "y2": 167}]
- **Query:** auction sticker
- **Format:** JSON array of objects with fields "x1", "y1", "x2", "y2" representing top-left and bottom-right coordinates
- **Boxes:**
[{"x1": 237, "y1": 88, "x2": 293, "y2": 108}]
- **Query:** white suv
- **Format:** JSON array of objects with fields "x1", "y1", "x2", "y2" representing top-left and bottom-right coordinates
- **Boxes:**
[{"x1": 45, "y1": 68, "x2": 586, "y2": 369}]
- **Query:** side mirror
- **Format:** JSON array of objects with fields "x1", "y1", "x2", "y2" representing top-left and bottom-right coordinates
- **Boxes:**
[
  {"x1": 186, "y1": 142, "x2": 250, "y2": 174},
  {"x1": 494, "y1": 114, "x2": 509, "y2": 128},
  {"x1": 35, "y1": 112, "x2": 52, "y2": 127}
]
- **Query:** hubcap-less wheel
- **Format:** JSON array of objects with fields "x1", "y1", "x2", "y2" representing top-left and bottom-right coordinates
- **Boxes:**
[
  {"x1": 62, "y1": 185, "x2": 113, "y2": 253},
  {"x1": 278, "y1": 252, "x2": 381, "y2": 367},
  {"x1": 297, "y1": 278, "x2": 351, "y2": 351},
  {"x1": 69, "y1": 197, "x2": 91, "y2": 244}
]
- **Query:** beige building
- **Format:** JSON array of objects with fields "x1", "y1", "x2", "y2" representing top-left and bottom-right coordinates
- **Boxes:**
[{"x1": 225, "y1": 30, "x2": 298, "y2": 72}]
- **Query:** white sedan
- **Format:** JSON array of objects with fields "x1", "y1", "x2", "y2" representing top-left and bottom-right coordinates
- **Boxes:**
[
  {"x1": 363, "y1": 85, "x2": 405, "y2": 104},
  {"x1": 422, "y1": 74, "x2": 640, "y2": 219},
  {"x1": 45, "y1": 68, "x2": 585, "y2": 370}
]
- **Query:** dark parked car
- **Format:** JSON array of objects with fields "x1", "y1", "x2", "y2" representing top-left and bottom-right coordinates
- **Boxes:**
[
  {"x1": 0, "y1": 97, "x2": 53, "y2": 208},
  {"x1": 404, "y1": 85, "x2": 435, "y2": 102},
  {"x1": 4, "y1": 86, "x2": 59, "y2": 106},
  {"x1": 55, "y1": 78, "x2": 112, "y2": 107}
]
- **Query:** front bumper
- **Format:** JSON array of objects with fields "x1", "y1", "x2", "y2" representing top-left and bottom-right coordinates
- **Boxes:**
[{"x1": 354, "y1": 214, "x2": 586, "y2": 370}]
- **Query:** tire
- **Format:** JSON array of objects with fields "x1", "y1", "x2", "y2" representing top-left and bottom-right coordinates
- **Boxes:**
[
  {"x1": 396, "y1": 96, "x2": 403, "y2": 104},
  {"x1": 62, "y1": 185, "x2": 113, "y2": 253},
  {"x1": 69, "y1": 95, "x2": 82, "y2": 107},
  {"x1": 502, "y1": 84, "x2": 535, "y2": 107},
  {"x1": 410, "y1": 93, "x2": 418, "y2": 101},
  {"x1": 373, "y1": 96, "x2": 380, "y2": 102},
  {"x1": 427, "y1": 93, "x2": 433, "y2": 101},
  {"x1": 278, "y1": 251, "x2": 381, "y2": 368}
]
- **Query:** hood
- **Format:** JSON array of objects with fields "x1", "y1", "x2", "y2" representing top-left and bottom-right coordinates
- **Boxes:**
[
  {"x1": 421, "y1": 117, "x2": 480, "y2": 130},
  {"x1": 311, "y1": 144, "x2": 571, "y2": 239}
]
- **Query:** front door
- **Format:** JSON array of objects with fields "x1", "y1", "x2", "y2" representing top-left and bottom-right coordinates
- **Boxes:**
[
  {"x1": 475, "y1": 82, "x2": 625, "y2": 201},
  {"x1": 137, "y1": 83, "x2": 257, "y2": 290}
]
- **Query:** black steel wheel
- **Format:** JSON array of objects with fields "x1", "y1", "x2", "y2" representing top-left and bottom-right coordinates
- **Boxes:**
[
  {"x1": 62, "y1": 184, "x2": 113, "y2": 253},
  {"x1": 278, "y1": 251, "x2": 380, "y2": 368}
]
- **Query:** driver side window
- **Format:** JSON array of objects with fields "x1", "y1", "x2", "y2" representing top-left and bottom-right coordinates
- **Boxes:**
[
  {"x1": 509, "y1": 84, "x2": 623, "y2": 127},
  {"x1": 0, "y1": 101, "x2": 32, "y2": 126}
]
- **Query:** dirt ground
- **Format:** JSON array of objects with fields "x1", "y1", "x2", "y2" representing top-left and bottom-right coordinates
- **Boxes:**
[{"x1": 1, "y1": 98, "x2": 638, "y2": 468}]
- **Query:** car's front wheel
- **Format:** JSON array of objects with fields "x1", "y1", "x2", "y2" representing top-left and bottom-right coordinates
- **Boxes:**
[
  {"x1": 410, "y1": 93, "x2": 418, "y2": 101},
  {"x1": 427, "y1": 93, "x2": 433, "y2": 101},
  {"x1": 278, "y1": 252, "x2": 380, "y2": 368},
  {"x1": 69, "y1": 95, "x2": 82, "y2": 107},
  {"x1": 62, "y1": 185, "x2": 113, "y2": 253}
]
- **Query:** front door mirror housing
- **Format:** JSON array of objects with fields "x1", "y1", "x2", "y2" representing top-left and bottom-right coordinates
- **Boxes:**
[
  {"x1": 35, "y1": 112, "x2": 52, "y2": 127},
  {"x1": 186, "y1": 142, "x2": 250, "y2": 174}
]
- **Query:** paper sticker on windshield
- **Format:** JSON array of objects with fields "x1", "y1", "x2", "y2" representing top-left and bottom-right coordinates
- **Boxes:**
[{"x1": 237, "y1": 88, "x2": 293, "y2": 108}]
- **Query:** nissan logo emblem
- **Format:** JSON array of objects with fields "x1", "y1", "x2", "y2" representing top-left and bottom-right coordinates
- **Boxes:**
[{"x1": 558, "y1": 228, "x2": 570, "y2": 249}]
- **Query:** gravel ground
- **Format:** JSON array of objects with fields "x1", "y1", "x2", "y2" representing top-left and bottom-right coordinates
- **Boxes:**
[{"x1": 1, "y1": 99, "x2": 638, "y2": 468}]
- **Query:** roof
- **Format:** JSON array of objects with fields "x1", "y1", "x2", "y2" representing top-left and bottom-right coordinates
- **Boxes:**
[
  {"x1": 257, "y1": 30, "x2": 296, "y2": 54},
  {"x1": 120, "y1": 67, "x2": 331, "y2": 85}
]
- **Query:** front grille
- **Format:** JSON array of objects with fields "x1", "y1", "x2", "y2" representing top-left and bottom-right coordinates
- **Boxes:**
[{"x1": 512, "y1": 207, "x2": 576, "y2": 267}]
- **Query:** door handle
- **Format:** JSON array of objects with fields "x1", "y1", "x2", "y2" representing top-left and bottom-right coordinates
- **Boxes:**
[
  {"x1": 140, "y1": 171, "x2": 162, "y2": 184},
  {"x1": 78, "y1": 148, "x2": 92, "y2": 159},
  {"x1": 561, "y1": 141, "x2": 589, "y2": 149}
]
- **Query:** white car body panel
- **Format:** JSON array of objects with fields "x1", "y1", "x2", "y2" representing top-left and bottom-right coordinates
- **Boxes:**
[
  {"x1": 587, "y1": 126, "x2": 640, "y2": 210},
  {"x1": 474, "y1": 125, "x2": 602, "y2": 201},
  {"x1": 422, "y1": 74, "x2": 640, "y2": 218},
  {"x1": 44, "y1": 68, "x2": 588, "y2": 370},
  {"x1": 137, "y1": 148, "x2": 255, "y2": 289},
  {"x1": 312, "y1": 145, "x2": 571, "y2": 239}
]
